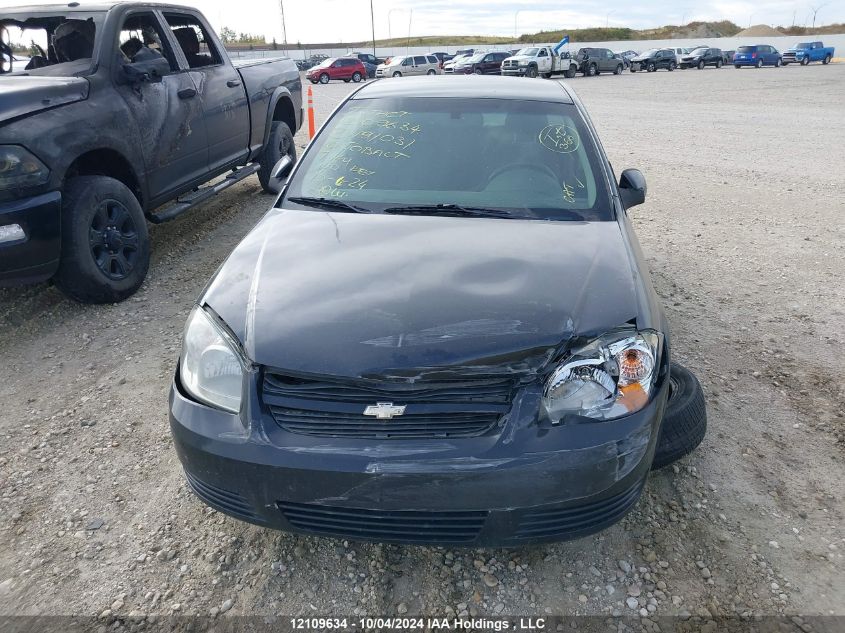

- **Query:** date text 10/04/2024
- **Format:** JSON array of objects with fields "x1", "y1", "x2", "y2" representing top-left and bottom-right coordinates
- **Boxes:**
[{"x1": 289, "y1": 617, "x2": 547, "y2": 630}]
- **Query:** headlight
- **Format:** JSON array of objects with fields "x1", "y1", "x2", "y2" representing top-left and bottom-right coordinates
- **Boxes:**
[
  {"x1": 542, "y1": 329, "x2": 662, "y2": 423},
  {"x1": 180, "y1": 306, "x2": 246, "y2": 413},
  {"x1": 0, "y1": 145, "x2": 50, "y2": 190}
]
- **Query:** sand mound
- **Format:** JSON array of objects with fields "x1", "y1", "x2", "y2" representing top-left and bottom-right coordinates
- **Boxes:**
[{"x1": 736, "y1": 24, "x2": 782, "y2": 37}]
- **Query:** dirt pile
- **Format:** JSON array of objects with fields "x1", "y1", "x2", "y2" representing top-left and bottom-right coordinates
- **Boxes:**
[{"x1": 736, "y1": 24, "x2": 782, "y2": 37}]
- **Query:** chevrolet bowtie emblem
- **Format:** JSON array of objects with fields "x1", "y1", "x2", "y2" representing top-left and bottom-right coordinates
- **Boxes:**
[{"x1": 363, "y1": 402, "x2": 407, "y2": 419}]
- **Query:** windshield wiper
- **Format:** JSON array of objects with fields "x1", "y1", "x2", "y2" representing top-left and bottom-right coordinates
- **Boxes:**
[
  {"x1": 286, "y1": 196, "x2": 374, "y2": 214},
  {"x1": 382, "y1": 204, "x2": 513, "y2": 219}
]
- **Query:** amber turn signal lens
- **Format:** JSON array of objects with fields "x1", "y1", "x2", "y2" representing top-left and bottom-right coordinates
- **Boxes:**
[{"x1": 619, "y1": 348, "x2": 651, "y2": 383}]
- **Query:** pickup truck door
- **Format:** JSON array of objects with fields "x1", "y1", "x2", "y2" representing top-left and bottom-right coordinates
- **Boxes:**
[
  {"x1": 163, "y1": 11, "x2": 250, "y2": 174},
  {"x1": 537, "y1": 48, "x2": 551, "y2": 72},
  {"x1": 113, "y1": 9, "x2": 209, "y2": 201}
]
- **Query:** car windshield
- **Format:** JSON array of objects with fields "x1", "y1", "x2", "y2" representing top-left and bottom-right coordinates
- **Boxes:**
[
  {"x1": 796, "y1": 43, "x2": 811, "y2": 48},
  {"x1": 518, "y1": 48, "x2": 539, "y2": 56},
  {"x1": 640, "y1": 49, "x2": 659, "y2": 57},
  {"x1": 467, "y1": 53, "x2": 486, "y2": 62},
  {"x1": 691, "y1": 47, "x2": 707, "y2": 54},
  {"x1": 389, "y1": 56, "x2": 406, "y2": 65},
  {"x1": 736, "y1": 46, "x2": 754, "y2": 53},
  {"x1": 317, "y1": 58, "x2": 335, "y2": 68},
  {"x1": 1, "y1": 12, "x2": 104, "y2": 76},
  {"x1": 283, "y1": 97, "x2": 612, "y2": 221}
]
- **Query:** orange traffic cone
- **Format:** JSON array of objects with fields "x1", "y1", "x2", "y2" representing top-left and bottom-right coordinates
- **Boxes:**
[{"x1": 307, "y1": 86, "x2": 316, "y2": 140}]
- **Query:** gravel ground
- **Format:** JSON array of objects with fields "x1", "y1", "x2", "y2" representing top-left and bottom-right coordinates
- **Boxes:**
[{"x1": 1, "y1": 65, "x2": 843, "y2": 622}]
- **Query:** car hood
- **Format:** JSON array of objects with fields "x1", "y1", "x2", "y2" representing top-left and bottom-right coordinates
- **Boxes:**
[
  {"x1": 631, "y1": 56, "x2": 653, "y2": 62},
  {"x1": 504, "y1": 55, "x2": 534, "y2": 63},
  {"x1": 0, "y1": 75, "x2": 89, "y2": 126},
  {"x1": 202, "y1": 209, "x2": 640, "y2": 378}
]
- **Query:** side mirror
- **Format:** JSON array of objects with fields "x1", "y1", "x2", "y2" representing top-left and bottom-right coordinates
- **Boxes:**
[
  {"x1": 618, "y1": 168, "x2": 646, "y2": 209},
  {"x1": 122, "y1": 53, "x2": 170, "y2": 84},
  {"x1": 270, "y1": 154, "x2": 294, "y2": 186}
]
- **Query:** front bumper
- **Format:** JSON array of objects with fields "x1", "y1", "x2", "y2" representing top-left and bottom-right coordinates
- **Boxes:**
[
  {"x1": 169, "y1": 365, "x2": 669, "y2": 546},
  {"x1": 501, "y1": 67, "x2": 529, "y2": 76},
  {"x1": 0, "y1": 190, "x2": 61, "y2": 286}
]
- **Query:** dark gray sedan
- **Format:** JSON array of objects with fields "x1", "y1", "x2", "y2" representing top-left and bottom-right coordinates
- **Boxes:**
[{"x1": 169, "y1": 77, "x2": 706, "y2": 546}]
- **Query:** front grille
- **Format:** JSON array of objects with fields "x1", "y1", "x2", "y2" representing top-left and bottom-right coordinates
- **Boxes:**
[
  {"x1": 514, "y1": 482, "x2": 644, "y2": 539},
  {"x1": 278, "y1": 501, "x2": 488, "y2": 543},
  {"x1": 262, "y1": 370, "x2": 514, "y2": 439}
]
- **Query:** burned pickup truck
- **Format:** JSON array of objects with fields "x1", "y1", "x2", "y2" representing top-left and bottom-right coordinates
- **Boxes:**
[{"x1": 0, "y1": 3, "x2": 301, "y2": 303}]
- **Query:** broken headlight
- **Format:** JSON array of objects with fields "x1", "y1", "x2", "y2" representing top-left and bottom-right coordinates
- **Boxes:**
[
  {"x1": 180, "y1": 306, "x2": 246, "y2": 413},
  {"x1": 542, "y1": 330, "x2": 662, "y2": 423},
  {"x1": 0, "y1": 145, "x2": 50, "y2": 190}
]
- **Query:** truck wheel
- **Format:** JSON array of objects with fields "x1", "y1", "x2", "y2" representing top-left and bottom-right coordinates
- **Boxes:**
[
  {"x1": 586, "y1": 63, "x2": 597, "y2": 76},
  {"x1": 542, "y1": 72, "x2": 552, "y2": 79},
  {"x1": 716, "y1": 59, "x2": 723, "y2": 68},
  {"x1": 651, "y1": 363, "x2": 707, "y2": 470},
  {"x1": 801, "y1": 56, "x2": 809, "y2": 66},
  {"x1": 630, "y1": 66, "x2": 636, "y2": 73},
  {"x1": 54, "y1": 176, "x2": 149, "y2": 304},
  {"x1": 614, "y1": 64, "x2": 623, "y2": 74},
  {"x1": 823, "y1": 54, "x2": 831, "y2": 65},
  {"x1": 564, "y1": 66, "x2": 576, "y2": 78},
  {"x1": 734, "y1": 64, "x2": 741, "y2": 69},
  {"x1": 668, "y1": 61, "x2": 676, "y2": 71},
  {"x1": 319, "y1": 73, "x2": 330, "y2": 84},
  {"x1": 258, "y1": 121, "x2": 296, "y2": 195},
  {"x1": 526, "y1": 65, "x2": 538, "y2": 78}
]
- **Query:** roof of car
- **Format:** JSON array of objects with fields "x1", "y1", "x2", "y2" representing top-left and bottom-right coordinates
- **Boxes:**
[
  {"x1": 3, "y1": 2, "x2": 195, "y2": 14},
  {"x1": 352, "y1": 75, "x2": 574, "y2": 104}
]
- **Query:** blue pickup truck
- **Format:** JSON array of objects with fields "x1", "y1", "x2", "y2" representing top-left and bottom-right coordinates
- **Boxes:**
[
  {"x1": 782, "y1": 41, "x2": 835, "y2": 66},
  {"x1": 0, "y1": 2, "x2": 302, "y2": 303}
]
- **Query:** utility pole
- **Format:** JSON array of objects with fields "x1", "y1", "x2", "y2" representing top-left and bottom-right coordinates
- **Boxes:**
[
  {"x1": 514, "y1": 11, "x2": 521, "y2": 40},
  {"x1": 370, "y1": 0, "x2": 376, "y2": 58},
  {"x1": 278, "y1": 0, "x2": 287, "y2": 46},
  {"x1": 406, "y1": 8, "x2": 412, "y2": 53}
]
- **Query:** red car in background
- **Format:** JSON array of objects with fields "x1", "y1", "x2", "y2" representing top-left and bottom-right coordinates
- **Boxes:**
[{"x1": 306, "y1": 57, "x2": 367, "y2": 84}]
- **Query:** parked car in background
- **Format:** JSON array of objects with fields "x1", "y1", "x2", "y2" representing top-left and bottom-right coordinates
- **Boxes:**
[
  {"x1": 306, "y1": 57, "x2": 366, "y2": 83},
  {"x1": 442, "y1": 52, "x2": 474, "y2": 73},
  {"x1": 574, "y1": 47, "x2": 624, "y2": 76},
  {"x1": 733, "y1": 45, "x2": 782, "y2": 68},
  {"x1": 377, "y1": 54, "x2": 440, "y2": 77},
  {"x1": 721, "y1": 50, "x2": 735, "y2": 64},
  {"x1": 782, "y1": 41, "x2": 834, "y2": 65},
  {"x1": 0, "y1": 2, "x2": 302, "y2": 302},
  {"x1": 361, "y1": 61, "x2": 377, "y2": 79},
  {"x1": 680, "y1": 46, "x2": 724, "y2": 69},
  {"x1": 431, "y1": 51, "x2": 452, "y2": 65},
  {"x1": 501, "y1": 46, "x2": 578, "y2": 78},
  {"x1": 453, "y1": 51, "x2": 510, "y2": 74},
  {"x1": 667, "y1": 47, "x2": 690, "y2": 64},
  {"x1": 351, "y1": 52, "x2": 384, "y2": 67},
  {"x1": 630, "y1": 48, "x2": 676, "y2": 72}
]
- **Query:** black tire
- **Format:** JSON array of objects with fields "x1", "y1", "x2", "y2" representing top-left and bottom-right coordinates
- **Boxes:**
[
  {"x1": 613, "y1": 64, "x2": 623, "y2": 75},
  {"x1": 823, "y1": 54, "x2": 831, "y2": 65},
  {"x1": 697, "y1": 59, "x2": 705, "y2": 70},
  {"x1": 646, "y1": 62, "x2": 655, "y2": 72},
  {"x1": 564, "y1": 66, "x2": 576, "y2": 78},
  {"x1": 652, "y1": 363, "x2": 707, "y2": 470},
  {"x1": 542, "y1": 72, "x2": 552, "y2": 79},
  {"x1": 586, "y1": 63, "x2": 597, "y2": 76},
  {"x1": 343, "y1": 78, "x2": 350, "y2": 83},
  {"x1": 755, "y1": 59, "x2": 763, "y2": 69},
  {"x1": 53, "y1": 176, "x2": 149, "y2": 304},
  {"x1": 735, "y1": 64, "x2": 741, "y2": 69},
  {"x1": 319, "y1": 73, "x2": 329, "y2": 84},
  {"x1": 668, "y1": 61, "x2": 676, "y2": 71},
  {"x1": 716, "y1": 59, "x2": 723, "y2": 68},
  {"x1": 392, "y1": 71, "x2": 402, "y2": 77},
  {"x1": 526, "y1": 65, "x2": 538, "y2": 78},
  {"x1": 352, "y1": 71, "x2": 362, "y2": 82},
  {"x1": 428, "y1": 69, "x2": 437, "y2": 75},
  {"x1": 801, "y1": 56, "x2": 810, "y2": 66},
  {"x1": 258, "y1": 121, "x2": 296, "y2": 194},
  {"x1": 775, "y1": 58, "x2": 781, "y2": 67},
  {"x1": 630, "y1": 66, "x2": 636, "y2": 73}
]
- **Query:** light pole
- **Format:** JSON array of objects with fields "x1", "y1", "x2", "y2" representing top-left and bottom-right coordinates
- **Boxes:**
[
  {"x1": 514, "y1": 10, "x2": 521, "y2": 41},
  {"x1": 748, "y1": 12, "x2": 755, "y2": 27},
  {"x1": 388, "y1": 8, "x2": 401, "y2": 40},
  {"x1": 370, "y1": 0, "x2": 376, "y2": 57},
  {"x1": 406, "y1": 8, "x2": 413, "y2": 53},
  {"x1": 605, "y1": 10, "x2": 615, "y2": 29},
  {"x1": 278, "y1": 0, "x2": 287, "y2": 46}
]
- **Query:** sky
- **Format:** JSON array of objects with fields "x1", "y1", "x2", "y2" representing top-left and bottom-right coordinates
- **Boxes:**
[{"x1": 2, "y1": 0, "x2": 844, "y2": 44}]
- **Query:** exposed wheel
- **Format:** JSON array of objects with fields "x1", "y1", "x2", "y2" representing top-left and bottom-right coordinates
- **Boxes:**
[
  {"x1": 774, "y1": 58, "x2": 781, "y2": 67},
  {"x1": 652, "y1": 363, "x2": 707, "y2": 470},
  {"x1": 564, "y1": 66, "x2": 576, "y2": 78},
  {"x1": 542, "y1": 72, "x2": 553, "y2": 79},
  {"x1": 526, "y1": 65, "x2": 538, "y2": 78},
  {"x1": 343, "y1": 78, "x2": 350, "y2": 83},
  {"x1": 735, "y1": 64, "x2": 741, "y2": 69},
  {"x1": 54, "y1": 176, "x2": 149, "y2": 304},
  {"x1": 309, "y1": 79, "x2": 317, "y2": 84},
  {"x1": 716, "y1": 59, "x2": 723, "y2": 68},
  {"x1": 668, "y1": 61, "x2": 676, "y2": 71},
  {"x1": 613, "y1": 64, "x2": 623, "y2": 75},
  {"x1": 697, "y1": 59, "x2": 705, "y2": 69},
  {"x1": 258, "y1": 121, "x2": 296, "y2": 194},
  {"x1": 823, "y1": 54, "x2": 831, "y2": 65},
  {"x1": 352, "y1": 71, "x2": 362, "y2": 82},
  {"x1": 319, "y1": 73, "x2": 329, "y2": 84},
  {"x1": 646, "y1": 62, "x2": 655, "y2": 72},
  {"x1": 427, "y1": 69, "x2": 437, "y2": 75},
  {"x1": 474, "y1": 68, "x2": 483, "y2": 75},
  {"x1": 755, "y1": 59, "x2": 763, "y2": 68},
  {"x1": 392, "y1": 71, "x2": 402, "y2": 77},
  {"x1": 586, "y1": 63, "x2": 597, "y2": 76},
  {"x1": 630, "y1": 66, "x2": 636, "y2": 73},
  {"x1": 801, "y1": 56, "x2": 810, "y2": 66}
]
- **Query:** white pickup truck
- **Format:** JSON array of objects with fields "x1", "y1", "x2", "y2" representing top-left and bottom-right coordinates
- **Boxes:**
[{"x1": 500, "y1": 46, "x2": 578, "y2": 78}]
